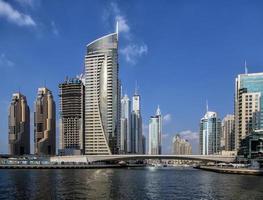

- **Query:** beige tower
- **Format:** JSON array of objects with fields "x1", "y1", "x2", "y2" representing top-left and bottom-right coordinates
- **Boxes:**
[
  {"x1": 34, "y1": 87, "x2": 56, "y2": 155},
  {"x1": 234, "y1": 72, "x2": 263, "y2": 150},
  {"x1": 8, "y1": 93, "x2": 30, "y2": 155},
  {"x1": 84, "y1": 29, "x2": 120, "y2": 155}
]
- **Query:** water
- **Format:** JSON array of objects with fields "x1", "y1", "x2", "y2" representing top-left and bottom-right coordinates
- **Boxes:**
[{"x1": 0, "y1": 167, "x2": 262, "y2": 200}]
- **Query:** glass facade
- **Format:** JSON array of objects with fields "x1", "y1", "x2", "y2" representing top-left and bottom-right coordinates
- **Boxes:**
[{"x1": 200, "y1": 112, "x2": 221, "y2": 155}]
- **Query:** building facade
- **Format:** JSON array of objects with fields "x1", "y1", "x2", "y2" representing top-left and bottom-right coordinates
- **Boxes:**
[
  {"x1": 120, "y1": 94, "x2": 131, "y2": 154},
  {"x1": 130, "y1": 92, "x2": 143, "y2": 154},
  {"x1": 235, "y1": 73, "x2": 263, "y2": 150},
  {"x1": 238, "y1": 130, "x2": 263, "y2": 160},
  {"x1": 199, "y1": 111, "x2": 221, "y2": 155},
  {"x1": 8, "y1": 93, "x2": 30, "y2": 155},
  {"x1": 148, "y1": 106, "x2": 162, "y2": 155},
  {"x1": 34, "y1": 87, "x2": 56, "y2": 155},
  {"x1": 172, "y1": 134, "x2": 192, "y2": 155},
  {"x1": 222, "y1": 114, "x2": 235, "y2": 151},
  {"x1": 84, "y1": 29, "x2": 120, "y2": 155},
  {"x1": 59, "y1": 77, "x2": 85, "y2": 155}
]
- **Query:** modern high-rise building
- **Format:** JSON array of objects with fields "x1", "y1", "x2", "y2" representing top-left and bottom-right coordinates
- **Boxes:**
[
  {"x1": 84, "y1": 26, "x2": 120, "y2": 155},
  {"x1": 34, "y1": 87, "x2": 56, "y2": 155},
  {"x1": 222, "y1": 114, "x2": 235, "y2": 151},
  {"x1": 199, "y1": 111, "x2": 221, "y2": 155},
  {"x1": 235, "y1": 72, "x2": 263, "y2": 150},
  {"x1": 8, "y1": 93, "x2": 30, "y2": 155},
  {"x1": 120, "y1": 94, "x2": 131, "y2": 154},
  {"x1": 172, "y1": 134, "x2": 192, "y2": 155},
  {"x1": 59, "y1": 76, "x2": 85, "y2": 155},
  {"x1": 148, "y1": 106, "x2": 162, "y2": 155},
  {"x1": 131, "y1": 91, "x2": 143, "y2": 154}
]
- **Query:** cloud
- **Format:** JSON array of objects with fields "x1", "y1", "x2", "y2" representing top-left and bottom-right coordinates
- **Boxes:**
[
  {"x1": 103, "y1": 2, "x2": 147, "y2": 64},
  {"x1": 15, "y1": 0, "x2": 36, "y2": 7},
  {"x1": 163, "y1": 113, "x2": 172, "y2": 123},
  {"x1": 0, "y1": 53, "x2": 15, "y2": 68},
  {"x1": 178, "y1": 130, "x2": 199, "y2": 140},
  {"x1": 51, "y1": 21, "x2": 59, "y2": 36},
  {"x1": 116, "y1": 15, "x2": 130, "y2": 33},
  {"x1": 120, "y1": 44, "x2": 148, "y2": 64},
  {"x1": 109, "y1": 2, "x2": 130, "y2": 34},
  {"x1": 0, "y1": 0, "x2": 36, "y2": 27}
]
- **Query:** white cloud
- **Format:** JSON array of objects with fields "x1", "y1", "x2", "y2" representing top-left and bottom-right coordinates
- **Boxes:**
[
  {"x1": 15, "y1": 0, "x2": 35, "y2": 7},
  {"x1": 0, "y1": 53, "x2": 14, "y2": 68},
  {"x1": 120, "y1": 44, "x2": 148, "y2": 64},
  {"x1": 178, "y1": 130, "x2": 199, "y2": 140},
  {"x1": 163, "y1": 113, "x2": 172, "y2": 123},
  {"x1": 0, "y1": 0, "x2": 36, "y2": 27},
  {"x1": 51, "y1": 21, "x2": 59, "y2": 36},
  {"x1": 103, "y1": 2, "x2": 147, "y2": 64},
  {"x1": 116, "y1": 15, "x2": 129, "y2": 33},
  {"x1": 109, "y1": 2, "x2": 130, "y2": 34}
]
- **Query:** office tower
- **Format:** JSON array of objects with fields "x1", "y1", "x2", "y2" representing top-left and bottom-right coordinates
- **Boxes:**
[
  {"x1": 131, "y1": 91, "x2": 143, "y2": 154},
  {"x1": 172, "y1": 134, "x2": 192, "y2": 155},
  {"x1": 34, "y1": 87, "x2": 56, "y2": 155},
  {"x1": 148, "y1": 106, "x2": 162, "y2": 155},
  {"x1": 222, "y1": 114, "x2": 235, "y2": 151},
  {"x1": 59, "y1": 76, "x2": 85, "y2": 155},
  {"x1": 8, "y1": 93, "x2": 30, "y2": 155},
  {"x1": 84, "y1": 26, "x2": 120, "y2": 155},
  {"x1": 235, "y1": 72, "x2": 263, "y2": 150},
  {"x1": 120, "y1": 94, "x2": 131, "y2": 154},
  {"x1": 199, "y1": 111, "x2": 221, "y2": 155}
]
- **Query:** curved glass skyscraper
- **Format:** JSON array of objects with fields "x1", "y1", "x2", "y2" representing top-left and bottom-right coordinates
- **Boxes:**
[{"x1": 84, "y1": 30, "x2": 120, "y2": 155}]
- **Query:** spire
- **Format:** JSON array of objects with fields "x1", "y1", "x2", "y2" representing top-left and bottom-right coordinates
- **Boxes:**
[
  {"x1": 156, "y1": 105, "x2": 161, "y2": 116},
  {"x1": 116, "y1": 20, "x2": 119, "y2": 39},
  {"x1": 245, "y1": 59, "x2": 248, "y2": 74},
  {"x1": 135, "y1": 80, "x2": 138, "y2": 95},
  {"x1": 206, "y1": 100, "x2": 209, "y2": 113}
]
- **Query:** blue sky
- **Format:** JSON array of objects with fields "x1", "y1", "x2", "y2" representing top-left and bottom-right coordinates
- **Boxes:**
[{"x1": 1, "y1": 0, "x2": 263, "y2": 154}]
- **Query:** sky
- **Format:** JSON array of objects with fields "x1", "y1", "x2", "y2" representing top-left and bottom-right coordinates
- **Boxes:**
[{"x1": 1, "y1": 0, "x2": 263, "y2": 154}]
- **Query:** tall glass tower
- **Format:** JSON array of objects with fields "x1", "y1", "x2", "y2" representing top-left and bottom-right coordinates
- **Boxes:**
[
  {"x1": 235, "y1": 72, "x2": 263, "y2": 150},
  {"x1": 199, "y1": 111, "x2": 221, "y2": 155},
  {"x1": 131, "y1": 91, "x2": 143, "y2": 154},
  {"x1": 148, "y1": 106, "x2": 162, "y2": 155},
  {"x1": 120, "y1": 94, "x2": 131, "y2": 154},
  {"x1": 84, "y1": 28, "x2": 120, "y2": 155}
]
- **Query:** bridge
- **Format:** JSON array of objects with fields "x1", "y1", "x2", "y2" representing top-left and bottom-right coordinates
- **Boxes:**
[{"x1": 50, "y1": 154, "x2": 236, "y2": 164}]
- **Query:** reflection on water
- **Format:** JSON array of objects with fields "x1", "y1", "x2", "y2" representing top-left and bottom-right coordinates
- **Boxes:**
[{"x1": 0, "y1": 168, "x2": 262, "y2": 200}]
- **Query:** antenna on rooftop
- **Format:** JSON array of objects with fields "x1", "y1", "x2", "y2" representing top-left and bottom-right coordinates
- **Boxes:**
[
  {"x1": 135, "y1": 80, "x2": 138, "y2": 95},
  {"x1": 245, "y1": 59, "x2": 248, "y2": 74}
]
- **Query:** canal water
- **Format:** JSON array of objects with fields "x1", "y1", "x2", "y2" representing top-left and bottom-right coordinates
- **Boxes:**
[{"x1": 0, "y1": 167, "x2": 262, "y2": 199}]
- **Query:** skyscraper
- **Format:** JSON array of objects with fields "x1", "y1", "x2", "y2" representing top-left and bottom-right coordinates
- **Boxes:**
[
  {"x1": 235, "y1": 72, "x2": 263, "y2": 150},
  {"x1": 199, "y1": 111, "x2": 221, "y2": 155},
  {"x1": 131, "y1": 91, "x2": 143, "y2": 154},
  {"x1": 120, "y1": 94, "x2": 131, "y2": 154},
  {"x1": 34, "y1": 87, "x2": 56, "y2": 155},
  {"x1": 222, "y1": 114, "x2": 235, "y2": 151},
  {"x1": 8, "y1": 93, "x2": 30, "y2": 155},
  {"x1": 172, "y1": 134, "x2": 192, "y2": 155},
  {"x1": 84, "y1": 26, "x2": 120, "y2": 155},
  {"x1": 59, "y1": 76, "x2": 85, "y2": 155},
  {"x1": 148, "y1": 106, "x2": 162, "y2": 155}
]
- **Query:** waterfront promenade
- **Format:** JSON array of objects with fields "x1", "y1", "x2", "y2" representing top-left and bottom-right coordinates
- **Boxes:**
[{"x1": 195, "y1": 165, "x2": 263, "y2": 175}]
